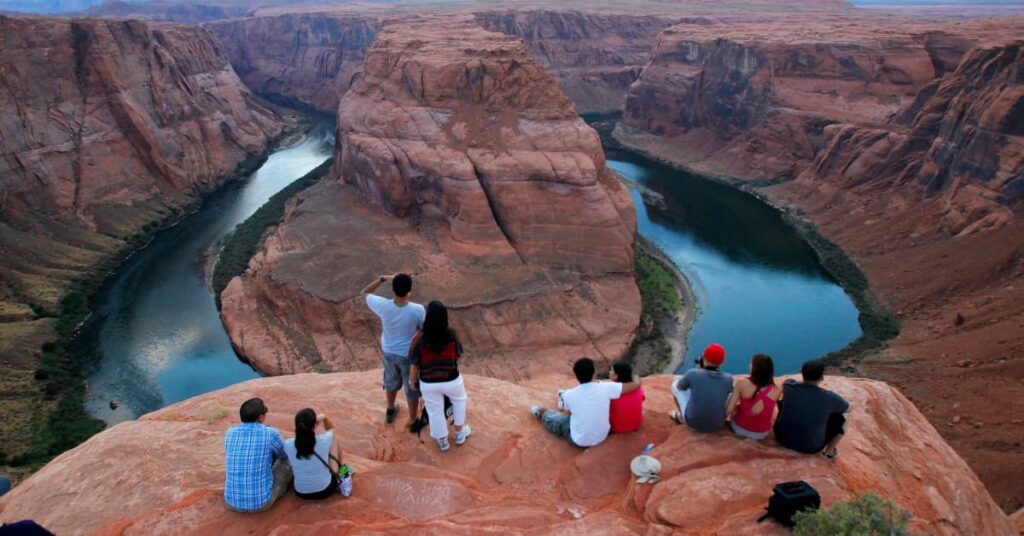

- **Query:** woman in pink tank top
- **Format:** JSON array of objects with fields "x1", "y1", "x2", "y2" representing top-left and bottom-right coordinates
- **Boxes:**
[{"x1": 728, "y1": 354, "x2": 782, "y2": 440}]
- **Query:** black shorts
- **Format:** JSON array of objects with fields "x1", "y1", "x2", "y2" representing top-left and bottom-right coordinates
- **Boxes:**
[
  {"x1": 295, "y1": 473, "x2": 338, "y2": 501},
  {"x1": 823, "y1": 413, "x2": 846, "y2": 447}
]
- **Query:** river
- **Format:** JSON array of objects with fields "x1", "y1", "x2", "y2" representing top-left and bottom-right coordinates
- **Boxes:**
[
  {"x1": 83, "y1": 126, "x2": 334, "y2": 424},
  {"x1": 81, "y1": 123, "x2": 860, "y2": 424},
  {"x1": 606, "y1": 148, "x2": 862, "y2": 375}
]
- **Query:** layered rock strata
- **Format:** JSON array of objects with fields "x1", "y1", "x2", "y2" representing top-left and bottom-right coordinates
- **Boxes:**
[
  {"x1": 0, "y1": 15, "x2": 282, "y2": 462},
  {"x1": 617, "y1": 20, "x2": 959, "y2": 181},
  {"x1": 220, "y1": 23, "x2": 639, "y2": 378},
  {"x1": 0, "y1": 372, "x2": 1013, "y2": 535},
  {"x1": 776, "y1": 41, "x2": 1024, "y2": 506},
  {"x1": 473, "y1": 10, "x2": 674, "y2": 114},
  {"x1": 207, "y1": 13, "x2": 379, "y2": 112},
  {"x1": 207, "y1": 9, "x2": 672, "y2": 115}
]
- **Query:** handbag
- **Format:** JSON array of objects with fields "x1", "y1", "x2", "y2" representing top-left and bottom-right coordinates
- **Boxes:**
[
  {"x1": 756, "y1": 480, "x2": 820, "y2": 527},
  {"x1": 313, "y1": 452, "x2": 354, "y2": 497}
]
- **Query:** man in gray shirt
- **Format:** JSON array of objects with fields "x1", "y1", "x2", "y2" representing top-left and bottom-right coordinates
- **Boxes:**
[{"x1": 670, "y1": 343, "x2": 733, "y2": 433}]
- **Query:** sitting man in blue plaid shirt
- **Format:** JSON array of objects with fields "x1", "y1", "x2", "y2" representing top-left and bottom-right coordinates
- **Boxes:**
[{"x1": 224, "y1": 398, "x2": 292, "y2": 512}]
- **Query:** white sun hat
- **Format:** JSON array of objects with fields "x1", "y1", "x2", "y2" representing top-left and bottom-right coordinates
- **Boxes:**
[{"x1": 630, "y1": 455, "x2": 662, "y2": 484}]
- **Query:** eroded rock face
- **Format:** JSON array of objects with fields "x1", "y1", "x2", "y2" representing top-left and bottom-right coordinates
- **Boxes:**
[
  {"x1": 0, "y1": 16, "x2": 281, "y2": 313},
  {"x1": 207, "y1": 9, "x2": 672, "y2": 115},
  {"x1": 220, "y1": 23, "x2": 639, "y2": 378},
  {"x1": 806, "y1": 42, "x2": 1024, "y2": 235},
  {"x1": 0, "y1": 16, "x2": 282, "y2": 459},
  {"x1": 617, "y1": 20, "x2": 944, "y2": 181},
  {"x1": 473, "y1": 10, "x2": 674, "y2": 114},
  {"x1": 0, "y1": 372, "x2": 1012, "y2": 535},
  {"x1": 207, "y1": 13, "x2": 379, "y2": 112},
  {"x1": 775, "y1": 41, "x2": 1024, "y2": 507}
]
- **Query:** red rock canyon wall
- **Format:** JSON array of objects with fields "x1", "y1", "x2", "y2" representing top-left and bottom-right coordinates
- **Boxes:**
[{"x1": 0, "y1": 15, "x2": 282, "y2": 466}]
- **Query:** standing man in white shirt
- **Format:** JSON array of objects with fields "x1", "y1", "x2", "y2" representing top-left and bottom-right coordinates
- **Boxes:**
[
  {"x1": 362, "y1": 273, "x2": 426, "y2": 428},
  {"x1": 531, "y1": 357, "x2": 642, "y2": 448}
]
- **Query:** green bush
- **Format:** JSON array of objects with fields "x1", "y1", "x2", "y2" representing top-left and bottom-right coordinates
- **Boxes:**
[
  {"x1": 635, "y1": 248, "x2": 680, "y2": 316},
  {"x1": 793, "y1": 492, "x2": 910, "y2": 536}
]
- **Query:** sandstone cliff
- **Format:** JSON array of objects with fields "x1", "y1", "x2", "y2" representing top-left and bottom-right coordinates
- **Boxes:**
[
  {"x1": 473, "y1": 10, "x2": 674, "y2": 114},
  {"x1": 206, "y1": 9, "x2": 672, "y2": 115},
  {"x1": 207, "y1": 13, "x2": 379, "y2": 113},
  {"x1": 219, "y1": 23, "x2": 639, "y2": 379},
  {"x1": 617, "y1": 20, "x2": 957, "y2": 181},
  {"x1": 775, "y1": 41, "x2": 1024, "y2": 507},
  {"x1": 806, "y1": 42, "x2": 1023, "y2": 235},
  {"x1": 0, "y1": 372, "x2": 1013, "y2": 535},
  {"x1": 0, "y1": 15, "x2": 282, "y2": 466}
]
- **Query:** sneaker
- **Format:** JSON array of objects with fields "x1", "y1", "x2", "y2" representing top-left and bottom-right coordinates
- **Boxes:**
[
  {"x1": 455, "y1": 425, "x2": 472, "y2": 445},
  {"x1": 823, "y1": 447, "x2": 838, "y2": 461},
  {"x1": 437, "y1": 436, "x2": 450, "y2": 452},
  {"x1": 530, "y1": 405, "x2": 542, "y2": 419}
]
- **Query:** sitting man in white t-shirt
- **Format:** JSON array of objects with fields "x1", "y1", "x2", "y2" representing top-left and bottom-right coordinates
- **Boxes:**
[{"x1": 531, "y1": 357, "x2": 642, "y2": 448}]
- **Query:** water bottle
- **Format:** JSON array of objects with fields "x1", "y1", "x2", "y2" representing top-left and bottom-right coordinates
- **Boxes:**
[{"x1": 338, "y1": 464, "x2": 353, "y2": 497}]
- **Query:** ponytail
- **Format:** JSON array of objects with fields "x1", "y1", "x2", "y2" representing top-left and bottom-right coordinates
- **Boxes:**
[{"x1": 294, "y1": 408, "x2": 317, "y2": 459}]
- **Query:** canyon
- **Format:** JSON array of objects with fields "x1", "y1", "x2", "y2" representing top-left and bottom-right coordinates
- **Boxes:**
[
  {"x1": 0, "y1": 0, "x2": 1022, "y2": 523},
  {"x1": 219, "y1": 22, "x2": 641, "y2": 379},
  {"x1": 0, "y1": 15, "x2": 284, "y2": 473},
  {"x1": 0, "y1": 372, "x2": 1014, "y2": 535},
  {"x1": 200, "y1": 3, "x2": 1024, "y2": 507},
  {"x1": 612, "y1": 12, "x2": 1024, "y2": 508}
]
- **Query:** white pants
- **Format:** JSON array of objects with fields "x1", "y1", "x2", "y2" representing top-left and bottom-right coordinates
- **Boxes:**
[
  {"x1": 420, "y1": 374, "x2": 468, "y2": 439},
  {"x1": 671, "y1": 375, "x2": 690, "y2": 416}
]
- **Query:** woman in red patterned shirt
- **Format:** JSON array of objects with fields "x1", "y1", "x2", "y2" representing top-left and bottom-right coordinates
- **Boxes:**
[{"x1": 409, "y1": 301, "x2": 471, "y2": 452}]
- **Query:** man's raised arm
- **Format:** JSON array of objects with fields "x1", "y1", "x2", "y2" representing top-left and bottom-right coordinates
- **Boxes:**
[{"x1": 362, "y1": 274, "x2": 392, "y2": 298}]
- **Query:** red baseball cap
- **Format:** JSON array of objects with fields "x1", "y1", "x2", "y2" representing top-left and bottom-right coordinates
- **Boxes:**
[{"x1": 702, "y1": 343, "x2": 726, "y2": 366}]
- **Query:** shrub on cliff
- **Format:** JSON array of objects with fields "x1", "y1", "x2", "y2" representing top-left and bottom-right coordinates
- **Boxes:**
[
  {"x1": 212, "y1": 158, "x2": 333, "y2": 305},
  {"x1": 793, "y1": 492, "x2": 910, "y2": 536}
]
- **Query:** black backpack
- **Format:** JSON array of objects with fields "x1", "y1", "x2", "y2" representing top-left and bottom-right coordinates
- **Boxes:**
[{"x1": 757, "y1": 481, "x2": 821, "y2": 527}]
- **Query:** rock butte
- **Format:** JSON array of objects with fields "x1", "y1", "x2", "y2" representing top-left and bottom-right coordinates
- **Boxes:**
[
  {"x1": 0, "y1": 372, "x2": 1014, "y2": 535},
  {"x1": 0, "y1": 15, "x2": 282, "y2": 469},
  {"x1": 220, "y1": 23, "x2": 640, "y2": 379}
]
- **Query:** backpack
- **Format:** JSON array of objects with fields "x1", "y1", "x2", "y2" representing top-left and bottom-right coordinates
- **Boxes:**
[
  {"x1": 410, "y1": 395, "x2": 453, "y2": 436},
  {"x1": 756, "y1": 480, "x2": 821, "y2": 527}
]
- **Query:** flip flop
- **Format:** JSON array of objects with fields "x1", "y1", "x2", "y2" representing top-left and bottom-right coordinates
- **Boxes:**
[
  {"x1": 386, "y1": 404, "x2": 400, "y2": 424},
  {"x1": 669, "y1": 410, "x2": 684, "y2": 425}
]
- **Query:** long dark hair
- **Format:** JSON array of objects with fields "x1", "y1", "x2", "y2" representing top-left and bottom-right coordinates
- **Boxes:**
[
  {"x1": 422, "y1": 300, "x2": 455, "y2": 353},
  {"x1": 750, "y1": 354, "x2": 775, "y2": 389},
  {"x1": 294, "y1": 408, "x2": 317, "y2": 459}
]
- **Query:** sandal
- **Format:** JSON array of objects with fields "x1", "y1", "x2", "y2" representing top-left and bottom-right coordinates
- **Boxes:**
[
  {"x1": 669, "y1": 410, "x2": 684, "y2": 425},
  {"x1": 386, "y1": 404, "x2": 399, "y2": 424}
]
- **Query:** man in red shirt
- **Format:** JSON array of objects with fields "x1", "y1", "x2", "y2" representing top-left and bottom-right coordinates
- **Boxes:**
[{"x1": 610, "y1": 361, "x2": 645, "y2": 433}]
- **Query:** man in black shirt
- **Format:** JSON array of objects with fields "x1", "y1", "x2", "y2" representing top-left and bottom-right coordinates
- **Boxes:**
[{"x1": 773, "y1": 359, "x2": 849, "y2": 460}]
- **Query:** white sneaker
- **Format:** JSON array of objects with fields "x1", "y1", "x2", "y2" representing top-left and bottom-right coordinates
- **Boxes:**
[
  {"x1": 530, "y1": 405, "x2": 542, "y2": 418},
  {"x1": 455, "y1": 425, "x2": 472, "y2": 445},
  {"x1": 437, "y1": 436, "x2": 450, "y2": 452}
]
